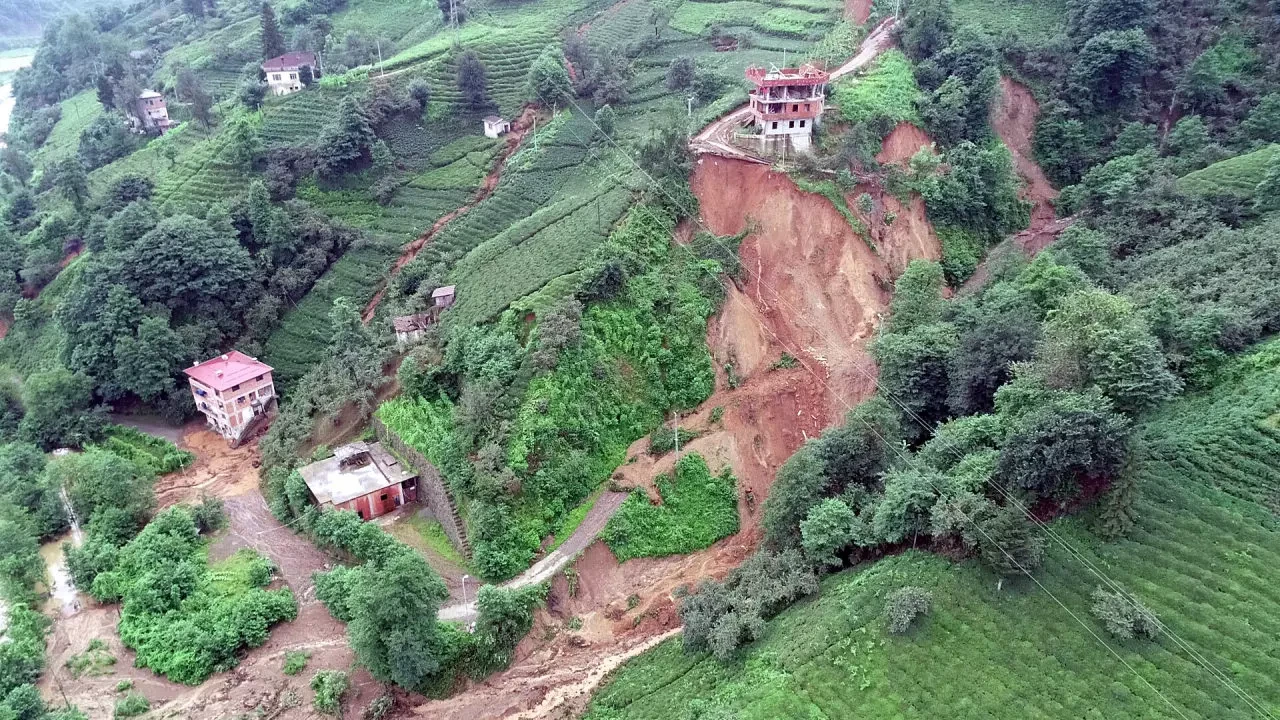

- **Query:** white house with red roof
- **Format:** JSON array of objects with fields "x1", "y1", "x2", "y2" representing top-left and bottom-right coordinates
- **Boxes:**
[
  {"x1": 184, "y1": 351, "x2": 277, "y2": 445},
  {"x1": 261, "y1": 51, "x2": 319, "y2": 96}
]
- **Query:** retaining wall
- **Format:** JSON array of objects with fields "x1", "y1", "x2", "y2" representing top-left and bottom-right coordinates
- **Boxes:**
[{"x1": 372, "y1": 417, "x2": 472, "y2": 559}]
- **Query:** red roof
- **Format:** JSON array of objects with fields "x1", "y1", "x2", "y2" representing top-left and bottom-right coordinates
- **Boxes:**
[
  {"x1": 184, "y1": 351, "x2": 273, "y2": 391},
  {"x1": 262, "y1": 52, "x2": 317, "y2": 72}
]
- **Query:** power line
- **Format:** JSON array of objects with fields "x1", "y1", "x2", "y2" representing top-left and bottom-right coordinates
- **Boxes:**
[{"x1": 521, "y1": 79, "x2": 1253, "y2": 718}]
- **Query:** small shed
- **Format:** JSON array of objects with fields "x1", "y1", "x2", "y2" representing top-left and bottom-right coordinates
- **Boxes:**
[
  {"x1": 393, "y1": 313, "x2": 433, "y2": 346},
  {"x1": 482, "y1": 116, "x2": 510, "y2": 139},
  {"x1": 432, "y1": 285, "x2": 457, "y2": 309},
  {"x1": 299, "y1": 441, "x2": 418, "y2": 520}
]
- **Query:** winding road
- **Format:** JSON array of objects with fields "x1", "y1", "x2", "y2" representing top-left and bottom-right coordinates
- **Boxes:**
[{"x1": 438, "y1": 490, "x2": 629, "y2": 623}]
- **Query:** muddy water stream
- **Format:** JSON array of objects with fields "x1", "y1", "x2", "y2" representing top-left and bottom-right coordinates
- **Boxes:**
[{"x1": 41, "y1": 486, "x2": 85, "y2": 617}]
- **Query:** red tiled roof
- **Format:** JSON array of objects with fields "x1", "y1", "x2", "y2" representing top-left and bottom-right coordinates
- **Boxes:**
[
  {"x1": 262, "y1": 52, "x2": 317, "y2": 72},
  {"x1": 184, "y1": 351, "x2": 273, "y2": 391}
]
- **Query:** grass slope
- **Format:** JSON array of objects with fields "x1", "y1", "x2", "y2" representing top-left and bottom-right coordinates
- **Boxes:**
[
  {"x1": 950, "y1": 0, "x2": 1068, "y2": 41},
  {"x1": 1177, "y1": 144, "x2": 1280, "y2": 200},
  {"x1": 586, "y1": 341, "x2": 1280, "y2": 720},
  {"x1": 831, "y1": 48, "x2": 920, "y2": 126}
]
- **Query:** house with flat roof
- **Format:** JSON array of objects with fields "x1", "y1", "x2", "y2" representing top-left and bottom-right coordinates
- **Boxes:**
[
  {"x1": 134, "y1": 90, "x2": 175, "y2": 134},
  {"x1": 262, "y1": 51, "x2": 319, "y2": 96},
  {"x1": 299, "y1": 441, "x2": 418, "y2": 520},
  {"x1": 183, "y1": 351, "x2": 277, "y2": 445}
]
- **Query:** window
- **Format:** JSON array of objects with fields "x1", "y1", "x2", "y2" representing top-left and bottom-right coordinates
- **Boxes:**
[
  {"x1": 792, "y1": 104, "x2": 798, "y2": 112},
  {"x1": 771, "y1": 121, "x2": 778, "y2": 130},
  {"x1": 357, "y1": 509, "x2": 364, "y2": 519},
  {"x1": 380, "y1": 493, "x2": 388, "y2": 501},
  {"x1": 255, "y1": 375, "x2": 264, "y2": 382},
  {"x1": 805, "y1": 104, "x2": 810, "y2": 111},
  {"x1": 232, "y1": 384, "x2": 241, "y2": 391},
  {"x1": 272, "y1": 73, "x2": 281, "y2": 80},
  {"x1": 289, "y1": 73, "x2": 297, "y2": 80},
  {"x1": 238, "y1": 396, "x2": 246, "y2": 404},
  {"x1": 800, "y1": 120, "x2": 806, "y2": 128},
  {"x1": 789, "y1": 120, "x2": 795, "y2": 129}
]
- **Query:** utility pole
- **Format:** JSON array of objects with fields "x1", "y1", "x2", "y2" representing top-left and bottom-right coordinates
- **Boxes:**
[
  {"x1": 449, "y1": 0, "x2": 459, "y2": 43},
  {"x1": 673, "y1": 411, "x2": 679, "y2": 457},
  {"x1": 376, "y1": 38, "x2": 384, "y2": 76}
]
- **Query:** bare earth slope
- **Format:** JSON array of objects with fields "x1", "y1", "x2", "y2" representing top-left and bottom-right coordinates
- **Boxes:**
[{"x1": 415, "y1": 147, "x2": 941, "y2": 718}]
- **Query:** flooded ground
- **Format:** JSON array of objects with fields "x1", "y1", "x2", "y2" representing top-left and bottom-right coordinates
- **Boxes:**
[{"x1": 0, "y1": 49, "x2": 35, "y2": 142}]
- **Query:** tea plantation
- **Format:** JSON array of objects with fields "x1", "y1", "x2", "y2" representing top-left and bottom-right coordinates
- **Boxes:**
[{"x1": 585, "y1": 341, "x2": 1280, "y2": 719}]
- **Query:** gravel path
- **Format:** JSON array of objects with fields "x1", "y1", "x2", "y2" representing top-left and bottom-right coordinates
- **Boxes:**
[{"x1": 438, "y1": 490, "x2": 629, "y2": 623}]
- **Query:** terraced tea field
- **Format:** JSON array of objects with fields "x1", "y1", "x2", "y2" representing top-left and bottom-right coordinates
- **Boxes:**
[
  {"x1": 1178, "y1": 144, "x2": 1280, "y2": 201},
  {"x1": 31, "y1": 90, "x2": 103, "y2": 176},
  {"x1": 586, "y1": 341, "x2": 1280, "y2": 720},
  {"x1": 262, "y1": 132, "x2": 498, "y2": 383},
  {"x1": 259, "y1": 87, "x2": 352, "y2": 148}
]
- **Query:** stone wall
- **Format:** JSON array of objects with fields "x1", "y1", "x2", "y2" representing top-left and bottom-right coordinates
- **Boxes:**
[{"x1": 372, "y1": 417, "x2": 472, "y2": 559}]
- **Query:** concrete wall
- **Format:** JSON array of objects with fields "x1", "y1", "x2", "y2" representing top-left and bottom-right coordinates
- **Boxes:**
[
  {"x1": 372, "y1": 417, "x2": 472, "y2": 559},
  {"x1": 337, "y1": 480, "x2": 408, "y2": 520}
]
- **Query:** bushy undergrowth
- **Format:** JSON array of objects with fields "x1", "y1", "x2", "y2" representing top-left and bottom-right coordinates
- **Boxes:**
[
  {"x1": 379, "y1": 200, "x2": 724, "y2": 581},
  {"x1": 89, "y1": 507, "x2": 297, "y2": 684},
  {"x1": 603, "y1": 453, "x2": 739, "y2": 562},
  {"x1": 306, "y1": 508, "x2": 546, "y2": 696}
]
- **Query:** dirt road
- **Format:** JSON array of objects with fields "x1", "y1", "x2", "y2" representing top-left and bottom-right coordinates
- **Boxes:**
[
  {"x1": 690, "y1": 17, "x2": 898, "y2": 160},
  {"x1": 438, "y1": 490, "x2": 629, "y2": 623}
]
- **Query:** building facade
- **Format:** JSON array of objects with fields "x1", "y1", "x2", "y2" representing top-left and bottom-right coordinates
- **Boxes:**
[
  {"x1": 183, "y1": 351, "x2": 277, "y2": 445},
  {"x1": 262, "y1": 52, "x2": 319, "y2": 96},
  {"x1": 746, "y1": 63, "x2": 828, "y2": 152},
  {"x1": 134, "y1": 90, "x2": 175, "y2": 134},
  {"x1": 391, "y1": 285, "x2": 457, "y2": 346},
  {"x1": 483, "y1": 116, "x2": 510, "y2": 138},
  {"x1": 299, "y1": 442, "x2": 419, "y2": 521}
]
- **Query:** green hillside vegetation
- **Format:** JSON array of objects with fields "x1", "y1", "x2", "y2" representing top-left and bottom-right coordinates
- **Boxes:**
[
  {"x1": 1177, "y1": 144, "x2": 1280, "y2": 199},
  {"x1": 586, "y1": 340, "x2": 1280, "y2": 719},
  {"x1": 603, "y1": 453, "x2": 740, "y2": 561},
  {"x1": 30, "y1": 90, "x2": 103, "y2": 176},
  {"x1": 831, "y1": 49, "x2": 920, "y2": 126},
  {"x1": 950, "y1": 0, "x2": 1067, "y2": 41}
]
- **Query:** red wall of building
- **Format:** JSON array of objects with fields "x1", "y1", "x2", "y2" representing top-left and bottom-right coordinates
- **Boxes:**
[{"x1": 337, "y1": 480, "x2": 417, "y2": 520}]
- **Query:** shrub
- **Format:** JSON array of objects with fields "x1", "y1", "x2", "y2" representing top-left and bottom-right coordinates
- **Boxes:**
[
  {"x1": 885, "y1": 586, "x2": 933, "y2": 634},
  {"x1": 190, "y1": 493, "x2": 226, "y2": 534},
  {"x1": 1091, "y1": 587, "x2": 1160, "y2": 640},
  {"x1": 647, "y1": 426, "x2": 698, "y2": 456},
  {"x1": 311, "y1": 670, "x2": 350, "y2": 715},
  {"x1": 282, "y1": 650, "x2": 310, "y2": 676},
  {"x1": 113, "y1": 692, "x2": 149, "y2": 718}
]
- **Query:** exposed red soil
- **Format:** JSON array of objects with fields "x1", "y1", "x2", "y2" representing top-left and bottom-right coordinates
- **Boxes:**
[
  {"x1": 362, "y1": 105, "x2": 541, "y2": 323},
  {"x1": 848, "y1": 0, "x2": 873, "y2": 24},
  {"x1": 877, "y1": 122, "x2": 935, "y2": 165},
  {"x1": 414, "y1": 151, "x2": 941, "y2": 719},
  {"x1": 964, "y1": 78, "x2": 1075, "y2": 290}
]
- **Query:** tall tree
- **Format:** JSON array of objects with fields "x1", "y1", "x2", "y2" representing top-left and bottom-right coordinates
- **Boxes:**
[
  {"x1": 456, "y1": 51, "x2": 488, "y2": 109},
  {"x1": 52, "y1": 157, "x2": 89, "y2": 211},
  {"x1": 95, "y1": 74, "x2": 115, "y2": 109},
  {"x1": 345, "y1": 552, "x2": 448, "y2": 690},
  {"x1": 525, "y1": 45, "x2": 571, "y2": 106},
  {"x1": 260, "y1": 3, "x2": 286, "y2": 60},
  {"x1": 176, "y1": 68, "x2": 213, "y2": 128}
]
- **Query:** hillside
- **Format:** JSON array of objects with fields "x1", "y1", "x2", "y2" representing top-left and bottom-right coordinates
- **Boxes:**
[
  {"x1": 586, "y1": 340, "x2": 1280, "y2": 719},
  {"x1": 1, "y1": 0, "x2": 1279, "y2": 717}
]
